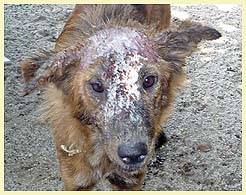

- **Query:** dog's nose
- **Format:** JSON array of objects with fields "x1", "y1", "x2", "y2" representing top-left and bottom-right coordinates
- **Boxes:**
[{"x1": 117, "y1": 142, "x2": 148, "y2": 165}]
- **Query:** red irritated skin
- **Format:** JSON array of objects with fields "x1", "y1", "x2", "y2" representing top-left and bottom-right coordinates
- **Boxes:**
[{"x1": 20, "y1": 5, "x2": 221, "y2": 190}]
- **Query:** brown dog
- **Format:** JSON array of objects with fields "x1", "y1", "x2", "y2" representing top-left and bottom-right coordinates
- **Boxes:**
[{"x1": 20, "y1": 4, "x2": 221, "y2": 190}]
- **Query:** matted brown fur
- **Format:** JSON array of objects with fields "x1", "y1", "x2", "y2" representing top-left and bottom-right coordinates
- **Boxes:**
[{"x1": 20, "y1": 4, "x2": 221, "y2": 190}]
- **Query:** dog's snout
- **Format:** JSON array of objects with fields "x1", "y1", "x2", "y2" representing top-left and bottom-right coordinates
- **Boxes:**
[{"x1": 117, "y1": 142, "x2": 148, "y2": 165}]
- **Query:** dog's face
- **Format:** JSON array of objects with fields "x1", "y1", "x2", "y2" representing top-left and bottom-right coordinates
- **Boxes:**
[
  {"x1": 73, "y1": 25, "x2": 221, "y2": 172},
  {"x1": 76, "y1": 27, "x2": 172, "y2": 172},
  {"x1": 21, "y1": 23, "x2": 221, "y2": 173}
]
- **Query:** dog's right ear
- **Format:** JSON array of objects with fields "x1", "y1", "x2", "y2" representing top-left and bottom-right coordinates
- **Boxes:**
[
  {"x1": 20, "y1": 43, "x2": 84, "y2": 96},
  {"x1": 21, "y1": 50, "x2": 53, "y2": 84}
]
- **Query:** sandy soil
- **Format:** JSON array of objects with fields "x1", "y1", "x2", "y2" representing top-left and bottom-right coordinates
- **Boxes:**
[{"x1": 4, "y1": 4, "x2": 242, "y2": 191}]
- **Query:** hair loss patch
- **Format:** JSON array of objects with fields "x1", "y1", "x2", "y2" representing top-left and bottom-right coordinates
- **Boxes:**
[{"x1": 80, "y1": 27, "x2": 159, "y2": 67}]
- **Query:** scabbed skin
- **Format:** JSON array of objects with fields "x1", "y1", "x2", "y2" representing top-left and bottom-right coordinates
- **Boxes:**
[{"x1": 20, "y1": 4, "x2": 221, "y2": 190}]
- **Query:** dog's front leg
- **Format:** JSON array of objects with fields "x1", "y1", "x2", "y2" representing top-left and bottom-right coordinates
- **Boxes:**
[
  {"x1": 60, "y1": 162, "x2": 97, "y2": 190},
  {"x1": 56, "y1": 150, "x2": 97, "y2": 191}
]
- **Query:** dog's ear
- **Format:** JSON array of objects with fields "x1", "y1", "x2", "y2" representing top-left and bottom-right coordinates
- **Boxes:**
[
  {"x1": 20, "y1": 43, "x2": 84, "y2": 96},
  {"x1": 155, "y1": 23, "x2": 221, "y2": 68}
]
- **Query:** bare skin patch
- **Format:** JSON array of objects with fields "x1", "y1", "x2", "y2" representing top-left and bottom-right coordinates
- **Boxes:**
[
  {"x1": 103, "y1": 52, "x2": 144, "y2": 121},
  {"x1": 81, "y1": 27, "x2": 159, "y2": 67},
  {"x1": 81, "y1": 27, "x2": 160, "y2": 125}
]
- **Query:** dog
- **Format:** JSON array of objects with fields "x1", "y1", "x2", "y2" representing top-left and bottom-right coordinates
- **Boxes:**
[{"x1": 20, "y1": 4, "x2": 221, "y2": 190}]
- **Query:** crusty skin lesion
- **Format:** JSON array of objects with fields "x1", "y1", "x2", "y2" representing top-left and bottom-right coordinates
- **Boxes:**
[{"x1": 20, "y1": 4, "x2": 221, "y2": 191}]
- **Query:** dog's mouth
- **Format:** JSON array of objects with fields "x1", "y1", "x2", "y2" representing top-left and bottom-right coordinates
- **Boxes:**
[
  {"x1": 109, "y1": 155, "x2": 149, "y2": 174},
  {"x1": 104, "y1": 149, "x2": 146, "y2": 173},
  {"x1": 118, "y1": 162, "x2": 144, "y2": 173}
]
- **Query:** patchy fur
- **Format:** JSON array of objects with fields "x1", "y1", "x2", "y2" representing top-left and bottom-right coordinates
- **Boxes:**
[{"x1": 20, "y1": 4, "x2": 221, "y2": 190}]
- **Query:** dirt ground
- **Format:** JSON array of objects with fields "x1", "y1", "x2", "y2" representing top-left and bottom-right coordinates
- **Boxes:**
[{"x1": 4, "y1": 4, "x2": 242, "y2": 191}]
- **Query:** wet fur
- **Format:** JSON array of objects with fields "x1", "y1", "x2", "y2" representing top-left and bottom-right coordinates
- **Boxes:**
[{"x1": 20, "y1": 4, "x2": 221, "y2": 190}]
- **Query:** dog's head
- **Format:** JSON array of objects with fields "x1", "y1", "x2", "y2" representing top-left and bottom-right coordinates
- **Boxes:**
[{"x1": 21, "y1": 23, "x2": 221, "y2": 173}]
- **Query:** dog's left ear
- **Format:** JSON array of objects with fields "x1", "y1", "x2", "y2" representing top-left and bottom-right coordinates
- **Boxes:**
[{"x1": 155, "y1": 23, "x2": 221, "y2": 67}]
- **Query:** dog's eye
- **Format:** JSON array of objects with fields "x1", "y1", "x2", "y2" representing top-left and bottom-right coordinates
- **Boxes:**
[
  {"x1": 143, "y1": 75, "x2": 157, "y2": 89},
  {"x1": 91, "y1": 81, "x2": 104, "y2": 93}
]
